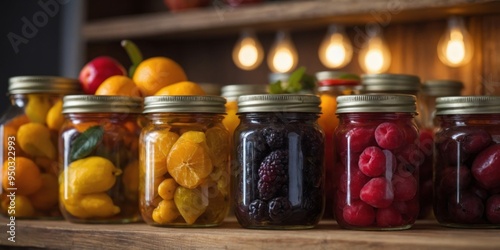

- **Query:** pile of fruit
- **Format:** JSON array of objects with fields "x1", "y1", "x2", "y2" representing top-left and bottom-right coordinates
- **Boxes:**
[{"x1": 78, "y1": 40, "x2": 205, "y2": 97}]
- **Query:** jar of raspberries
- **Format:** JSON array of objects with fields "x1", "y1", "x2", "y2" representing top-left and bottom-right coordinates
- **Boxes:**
[
  {"x1": 334, "y1": 94, "x2": 420, "y2": 230},
  {"x1": 434, "y1": 96, "x2": 500, "y2": 228},
  {"x1": 233, "y1": 94, "x2": 325, "y2": 229}
]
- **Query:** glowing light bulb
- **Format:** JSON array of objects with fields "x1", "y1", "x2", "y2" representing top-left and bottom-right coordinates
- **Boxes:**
[
  {"x1": 358, "y1": 28, "x2": 391, "y2": 74},
  {"x1": 267, "y1": 30, "x2": 298, "y2": 73},
  {"x1": 318, "y1": 25, "x2": 353, "y2": 68},
  {"x1": 232, "y1": 30, "x2": 263, "y2": 70},
  {"x1": 438, "y1": 17, "x2": 473, "y2": 67}
]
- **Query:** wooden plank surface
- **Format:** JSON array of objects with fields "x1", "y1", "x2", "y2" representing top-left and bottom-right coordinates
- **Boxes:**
[
  {"x1": 82, "y1": 0, "x2": 500, "y2": 41},
  {"x1": 1, "y1": 218, "x2": 499, "y2": 249}
]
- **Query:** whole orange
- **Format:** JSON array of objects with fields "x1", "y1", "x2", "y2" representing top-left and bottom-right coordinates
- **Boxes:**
[
  {"x1": 154, "y1": 81, "x2": 206, "y2": 96},
  {"x1": 95, "y1": 75, "x2": 142, "y2": 97},
  {"x1": 133, "y1": 57, "x2": 187, "y2": 96},
  {"x1": 2, "y1": 157, "x2": 42, "y2": 195}
]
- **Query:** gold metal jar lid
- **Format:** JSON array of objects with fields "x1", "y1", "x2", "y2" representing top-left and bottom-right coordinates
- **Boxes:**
[
  {"x1": 221, "y1": 84, "x2": 268, "y2": 101},
  {"x1": 361, "y1": 74, "x2": 421, "y2": 93},
  {"x1": 143, "y1": 95, "x2": 226, "y2": 114},
  {"x1": 336, "y1": 94, "x2": 417, "y2": 113},
  {"x1": 238, "y1": 94, "x2": 321, "y2": 113},
  {"x1": 421, "y1": 80, "x2": 463, "y2": 96},
  {"x1": 8, "y1": 76, "x2": 82, "y2": 94},
  {"x1": 62, "y1": 95, "x2": 143, "y2": 114},
  {"x1": 435, "y1": 96, "x2": 500, "y2": 115}
]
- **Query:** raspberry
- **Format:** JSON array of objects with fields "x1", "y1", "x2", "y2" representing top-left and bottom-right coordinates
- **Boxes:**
[
  {"x1": 486, "y1": 194, "x2": 500, "y2": 223},
  {"x1": 376, "y1": 206, "x2": 404, "y2": 227},
  {"x1": 360, "y1": 177, "x2": 394, "y2": 208},
  {"x1": 472, "y1": 144, "x2": 500, "y2": 190},
  {"x1": 339, "y1": 166, "x2": 370, "y2": 199},
  {"x1": 268, "y1": 197, "x2": 292, "y2": 222},
  {"x1": 248, "y1": 199, "x2": 269, "y2": 222},
  {"x1": 258, "y1": 150, "x2": 288, "y2": 201},
  {"x1": 448, "y1": 191, "x2": 484, "y2": 224},
  {"x1": 392, "y1": 172, "x2": 417, "y2": 201},
  {"x1": 262, "y1": 127, "x2": 286, "y2": 150},
  {"x1": 402, "y1": 122, "x2": 419, "y2": 145},
  {"x1": 375, "y1": 122, "x2": 404, "y2": 150},
  {"x1": 343, "y1": 127, "x2": 375, "y2": 153},
  {"x1": 342, "y1": 200, "x2": 375, "y2": 227},
  {"x1": 358, "y1": 146, "x2": 386, "y2": 177},
  {"x1": 439, "y1": 165, "x2": 472, "y2": 192}
]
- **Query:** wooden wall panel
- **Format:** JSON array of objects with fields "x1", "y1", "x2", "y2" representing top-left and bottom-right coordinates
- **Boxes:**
[
  {"x1": 86, "y1": 15, "x2": 499, "y2": 96},
  {"x1": 482, "y1": 15, "x2": 500, "y2": 95}
]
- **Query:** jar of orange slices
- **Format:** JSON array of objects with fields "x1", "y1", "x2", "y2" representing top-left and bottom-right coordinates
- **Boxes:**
[
  {"x1": 140, "y1": 96, "x2": 230, "y2": 227},
  {"x1": 0, "y1": 76, "x2": 81, "y2": 219},
  {"x1": 59, "y1": 95, "x2": 143, "y2": 223}
]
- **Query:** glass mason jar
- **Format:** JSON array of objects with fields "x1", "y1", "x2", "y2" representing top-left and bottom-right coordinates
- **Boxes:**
[
  {"x1": 315, "y1": 71, "x2": 359, "y2": 219},
  {"x1": 0, "y1": 76, "x2": 81, "y2": 219},
  {"x1": 417, "y1": 79, "x2": 463, "y2": 219},
  {"x1": 360, "y1": 74, "x2": 421, "y2": 96},
  {"x1": 221, "y1": 84, "x2": 267, "y2": 138},
  {"x1": 59, "y1": 95, "x2": 142, "y2": 223},
  {"x1": 334, "y1": 95, "x2": 420, "y2": 230},
  {"x1": 434, "y1": 96, "x2": 500, "y2": 228},
  {"x1": 140, "y1": 96, "x2": 230, "y2": 227},
  {"x1": 233, "y1": 94, "x2": 325, "y2": 229}
]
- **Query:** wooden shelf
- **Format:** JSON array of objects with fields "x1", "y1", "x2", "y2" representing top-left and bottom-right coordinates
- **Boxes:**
[
  {"x1": 82, "y1": 0, "x2": 500, "y2": 41},
  {"x1": 1, "y1": 218, "x2": 500, "y2": 249}
]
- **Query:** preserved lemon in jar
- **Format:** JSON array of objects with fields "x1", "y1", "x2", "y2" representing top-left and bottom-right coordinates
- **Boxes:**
[
  {"x1": 59, "y1": 95, "x2": 142, "y2": 223},
  {"x1": 140, "y1": 96, "x2": 230, "y2": 227},
  {"x1": 0, "y1": 76, "x2": 81, "y2": 219}
]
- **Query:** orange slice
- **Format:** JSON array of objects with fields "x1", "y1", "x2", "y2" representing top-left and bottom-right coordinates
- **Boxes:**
[{"x1": 166, "y1": 131, "x2": 213, "y2": 189}]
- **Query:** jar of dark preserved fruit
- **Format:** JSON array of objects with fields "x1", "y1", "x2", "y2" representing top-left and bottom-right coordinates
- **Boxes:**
[
  {"x1": 334, "y1": 95, "x2": 420, "y2": 230},
  {"x1": 233, "y1": 94, "x2": 325, "y2": 229},
  {"x1": 0, "y1": 76, "x2": 81, "y2": 219},
  {"x1": 434, "y1": 96, "x2": 500, "y2": 228},
  {"x1": 59, "y1": 95, "x2": 142, "y2": 223},
  {"x1": 417, "y1": 80, "x2": 463, "y2": 219}
]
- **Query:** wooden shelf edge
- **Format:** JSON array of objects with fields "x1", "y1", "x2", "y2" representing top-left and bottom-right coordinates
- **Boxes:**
[
  {"x1": 1, "y1": 218, "x2": 500, "y2": 249},
  {"x1": 82, "y1": 0, "x2": 500, "y2": 42}
]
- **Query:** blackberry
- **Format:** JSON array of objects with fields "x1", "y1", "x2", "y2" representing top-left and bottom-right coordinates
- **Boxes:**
[
  {"x1": 303, "y1": 159, "x2": 323, "y2": 188},
  {"x1": 269, "y1": 197, "x2": 292, "y2": 221},
  {"x1": 300, "y1": 125, "x2": 324, "y2": 158},
  {"x1": 258, "y1": 150, "x2": 289, "y2": 201},
  {"x1": 263, "y1": 127, "x2": 287, "y2": 149},
  {"x1": 248, "y1": 199, "x2": 269, "y2": 222}
]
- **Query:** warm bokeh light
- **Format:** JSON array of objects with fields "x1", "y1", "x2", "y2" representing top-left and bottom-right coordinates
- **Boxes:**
[
  {"x1": 438, "y1": 17, "x2": 473, "y2": 67},
  {"x1": 319, "y1": 25, "x2": 352, "y2": 68},
  {"x1": 267, "y1": 31, "x2": 298, "y2": 73},
  {"x1": 358, "y1": 30, "x2": 391, "y2": 74},
  {"x1": 232, "y1": 31, "x2": 263, "y2": 70}
]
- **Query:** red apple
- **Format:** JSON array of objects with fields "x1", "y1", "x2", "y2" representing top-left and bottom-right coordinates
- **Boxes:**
[{"x1": 79, "y1": 56, "x2": 127, "y2": 94}]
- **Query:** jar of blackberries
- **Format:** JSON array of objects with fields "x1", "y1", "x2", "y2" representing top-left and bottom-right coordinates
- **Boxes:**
[
  {"x1": 233, "y1": 94, "x2": 325, "y2": 229},
  {"x1": 334, "y1": 95, "x2": 420, "y2": 230},
  {"x1": 434, "y1": 96, "x2": 500, "y2": 228}
]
